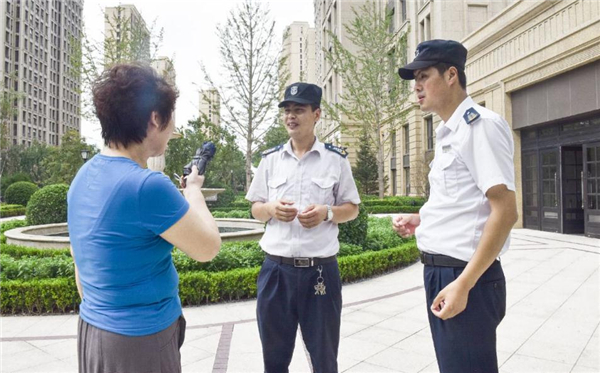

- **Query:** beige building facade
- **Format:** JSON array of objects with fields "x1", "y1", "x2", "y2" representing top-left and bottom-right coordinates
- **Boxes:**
[
  {"x1": 314, "y1": 0, "x2": 371, "y2": 164},
  {"x1": 281, "y1": 21, "x2": 317, "y2": 87},
  {"x1": 462, "y1": 0, "x2": 600, "y2": 237},
  {"x1": 314, "y1": 0, "x2": 600, "y2": 237},
  {"x1": 1, "y1": 0, "x2": 83, "y2": 147}
]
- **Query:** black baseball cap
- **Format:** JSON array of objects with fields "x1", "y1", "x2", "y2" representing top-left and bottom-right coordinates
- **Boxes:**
[
  {"x1": 398, "y1": 39, "x2": 468, "y2": 80},
  {"x1": 278, "y1": 82, "x2": 322, "y2": 108}
]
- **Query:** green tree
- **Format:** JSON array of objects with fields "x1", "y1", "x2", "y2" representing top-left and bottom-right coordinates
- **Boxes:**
[
  {"x1": 1, "y1": 142, "x2": 52, "y2": 186},
  {"x1": 41, "y1": 131, "x2": 99, "y2": 185},
  {"x1": 165, "y1": 119, "x2": 246, "y2": 192},
  {"x1": 0, "y1": 74, "x2": 26, "y2": 176},
  {"x1": 252, "y1": 122, "x2": 289, "y2": 167},
  {"x1": 323, "y1": 1, "x2": 410, "y2": 197},
  {"x1": 353, "y1": 131, "x2": 379, "y2": 195},
  {"x1": 202, "y1": 0, "x2": 287, "y2": 191}
]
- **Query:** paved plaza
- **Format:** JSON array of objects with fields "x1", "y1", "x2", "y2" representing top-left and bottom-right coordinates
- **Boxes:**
[{"x1": 1, "y1": 229, "x2": 599, "y2": 373}]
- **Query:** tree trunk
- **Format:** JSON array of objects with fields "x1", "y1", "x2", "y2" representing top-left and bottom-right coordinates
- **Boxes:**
[
  {"x1": 376, "y1": 127, "x2": 385, "y2": 198},
  {"x1": 245, "y1": 137, "x2": 253, "y2": 192}
]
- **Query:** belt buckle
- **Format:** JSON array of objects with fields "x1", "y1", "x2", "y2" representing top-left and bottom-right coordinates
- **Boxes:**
[{"x1": 293, "y1": 257, "x2": 310, "y2": 267}]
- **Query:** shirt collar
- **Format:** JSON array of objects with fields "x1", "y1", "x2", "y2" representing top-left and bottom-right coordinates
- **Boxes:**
[
  {"x1": 282, "y1": 136, "x2": 323, "y2": 159},
  {"x1": 435, "y1": 96, "x2": 475, "y2": 136}
]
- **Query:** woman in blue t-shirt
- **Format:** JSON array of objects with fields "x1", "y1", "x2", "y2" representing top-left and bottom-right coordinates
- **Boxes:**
[{"x1": 68, "y1": 63, "x2": 221, "y2": 373}]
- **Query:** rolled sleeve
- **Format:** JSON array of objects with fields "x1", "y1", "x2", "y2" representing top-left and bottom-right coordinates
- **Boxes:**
[
  {"x1": 246, "y1": 158, "x2": 269, "y2": 203},
  {"x1": 334, "y1": 158, "x2": 361, "y2": 205},
  {"x1": 461, "y1": 117, "x2": 516, "y2": 194}
]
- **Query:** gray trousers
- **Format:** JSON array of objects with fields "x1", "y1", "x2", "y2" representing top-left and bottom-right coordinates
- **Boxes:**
[{"x1": 78, "y1": 316, "x2": 186, "y2": 373}]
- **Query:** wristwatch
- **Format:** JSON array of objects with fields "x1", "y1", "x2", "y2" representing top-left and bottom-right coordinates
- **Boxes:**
[{"x1": 324, "y1": 205, "x2": 334, "y2": 222}]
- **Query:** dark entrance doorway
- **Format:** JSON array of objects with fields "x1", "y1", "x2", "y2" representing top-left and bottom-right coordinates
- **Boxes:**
[
  {"x1": 561, "y1": 146, "x2": 584, "y2": 234},
  {"x1": 583, "y1": 143, "x2": 600, "y2": 238},
  {"x1": 520, "y1": 114, "x2": 600, "y2": 237}
]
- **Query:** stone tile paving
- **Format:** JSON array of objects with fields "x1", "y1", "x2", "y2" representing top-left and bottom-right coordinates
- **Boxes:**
[{"x1": 1, "y1": 229, "x2": 598, "y2": 372}]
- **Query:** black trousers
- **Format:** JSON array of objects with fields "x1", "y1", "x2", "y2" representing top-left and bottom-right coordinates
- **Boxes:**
[
  {"x1": 256, "y1": 257, "x2": 342, "y2": 373},
  {"x1": 424, "y1": 260, "x2": 506, "y2": 373}
]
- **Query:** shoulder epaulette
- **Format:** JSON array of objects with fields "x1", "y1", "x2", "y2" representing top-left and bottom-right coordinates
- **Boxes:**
[
  {"x1": 261, "y1": 144, "x2": 283, "y2": 158},
  {"x1": 463, "y1": 107, "x2": 481, "y2": 125},
  {"x1": 325, "y1": 143, "x2": 348, "y2": 158}
]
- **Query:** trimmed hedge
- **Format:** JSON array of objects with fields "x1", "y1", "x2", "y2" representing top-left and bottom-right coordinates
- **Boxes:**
[
  {"x1": 0, "y1": 242, "x2": 418, "y2": 314},
  {"x1": 5, "y1": 182, "x2": 39, "y2": 206},
  {"x1": 365, "y1": 205, "x2": 421, "y2": 214},
  {"x1": 362, "y1": 196, "x2": 426, "y2": 207},
  {"x1": 0, "y1": 220, "x2": 29, "y2": 244},
  {"x1": 212, "y1": 210, "x2": 252, "y2": 219},
  {"x1": 1, "y1": 278, "x2": 80, "y2": 314},
  {"x1": 1, "y1": 254, "x2": 75, "y2": 281},
  {"x1": 26, "y1": 184, "x2": 69, "y2": 225},
  {"x1": 0, "y1": 243, "x2": 70, "y2": 258},
  {"x1": 1, "y1": 204, "x2": 26, "y2": 218}
]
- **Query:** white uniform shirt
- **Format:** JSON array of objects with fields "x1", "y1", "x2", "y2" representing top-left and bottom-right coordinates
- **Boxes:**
[
  {"x1": 415, "y1": 96, "x2": 516, "y2": 262},
  {"x1": 246, "y1": 138, "x2": 361, "y2": 257}
]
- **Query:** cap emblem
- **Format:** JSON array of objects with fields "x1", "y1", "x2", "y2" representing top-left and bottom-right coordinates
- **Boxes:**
[
  {"x1": 290, "y1": 86, "x2": 298, "y2": 95},
  {"x1": 415, "y1": 48, "x2": 421, "y2": 58}
]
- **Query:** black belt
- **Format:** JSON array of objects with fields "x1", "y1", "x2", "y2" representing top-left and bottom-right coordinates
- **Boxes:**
[
  {"x1": 265, "y1": 253, "x2": 337, "y2": 268},
  {"x1": 420, "y1": 252, "x2": 469, "y2": 267}
]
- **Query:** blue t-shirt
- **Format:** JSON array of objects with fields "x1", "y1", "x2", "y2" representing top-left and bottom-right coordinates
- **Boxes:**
[{"x1": 67, "y1": 154, "x2": 189, "y2": 336}]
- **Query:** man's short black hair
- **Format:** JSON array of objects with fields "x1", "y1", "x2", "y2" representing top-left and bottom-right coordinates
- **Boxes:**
[
  {"x1": 433, "y1": 63, "x2": 467, "y2": 90},
  {"x1": 282, "y1": 102, "x2": 320, "y2": 112}
]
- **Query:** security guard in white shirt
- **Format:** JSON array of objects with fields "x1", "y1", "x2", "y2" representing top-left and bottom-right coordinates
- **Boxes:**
[
  {"x1": 393, "y1": 40, "x2": 518, "y2": 373},
  {"x1": 246, "y1": 82, "x2": 360, "y2": 373}
]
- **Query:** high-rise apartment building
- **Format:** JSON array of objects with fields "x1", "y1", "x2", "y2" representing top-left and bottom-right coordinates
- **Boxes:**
[
  {"x1": 314, "y1": 0, "x2": 369, "y2": 164},
  {"x1": 1, "y1": 0, "x2": 83, "y2": 147},
  {"x1": 103, "y1": 4, "x2": 150, "y2": 64},
  {"x1": 199, "y1": 88, "x2": 220, "y2": 127},
  {"x1": 281, "y1": 21, "x2": 316, "y2": 87}
]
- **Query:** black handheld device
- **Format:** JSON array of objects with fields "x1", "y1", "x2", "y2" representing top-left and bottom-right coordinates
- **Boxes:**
[{"x1": 183, "y1": 141, "x2": 217, "y2": 176}]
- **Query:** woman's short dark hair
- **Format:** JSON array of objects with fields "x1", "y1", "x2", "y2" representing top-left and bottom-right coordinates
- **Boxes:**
[
  {"x1": 92, "y1": 63, "x2": 179, "y2": 148},
  {"x1": 433, "y1": 62, "x2": 467, "y2": 90}
]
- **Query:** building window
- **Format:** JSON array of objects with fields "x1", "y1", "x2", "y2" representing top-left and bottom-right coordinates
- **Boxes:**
[
  {"x1": 426, "y1": 116, "x2": 433, "y2": 150},
  {"x1": 405, "y1": 168, "x2": 410, "y2": 196},
  {"x1": 403, "y1": 124, "x2": 409, "y2": 155}
]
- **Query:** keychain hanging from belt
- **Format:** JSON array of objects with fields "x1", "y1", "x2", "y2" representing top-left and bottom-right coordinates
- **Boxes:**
[{"x1": 314, "y1": 265, "x2": 326, "y2": 295}]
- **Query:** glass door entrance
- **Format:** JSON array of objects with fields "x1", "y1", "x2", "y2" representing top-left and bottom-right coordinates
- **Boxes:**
[
  {"x1": 541, "y1": 149, "x2": 560, "y2": 232},
  {"x1": 583, "y1": 143, "x2": 600, "y2": 238},
  {"x1": 561, "y1": 146, "x2": 584, "y2": 234}
]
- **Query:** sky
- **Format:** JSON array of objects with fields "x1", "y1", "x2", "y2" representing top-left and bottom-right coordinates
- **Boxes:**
[{"x1": 81, "y1": 0, "x2": 315, "y2": 148}]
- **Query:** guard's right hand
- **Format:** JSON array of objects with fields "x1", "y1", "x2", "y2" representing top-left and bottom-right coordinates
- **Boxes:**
[
  {"x1": 269, "y1": 199, "x2": 298, "y2": 222},
  {"x1": 392, "y1": 214, "x2": 420, "y2": 238},
  {"x1": 181, "y1": 165, "x2": 205, "y2": 189}
]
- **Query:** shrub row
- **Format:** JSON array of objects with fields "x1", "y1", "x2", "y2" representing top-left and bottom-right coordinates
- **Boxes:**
[
  {"x1": 1, "y1": 242, "x2": 418, "y2": 314},
  {"x1": 362, "y1": 196, "x2": 426, "y2": 207},
  {"x1": 0, "y1": 243, "x2": 70, "y2": 258},
  {"x1": 212, "y1": 210, "x2": 252, "y2": 219},
  {"x1": 364, "y1": 217, "x2": 407, "y2": 251},
  {"x1": 0, "y1": 219, "x2": 29, "y2": 244},
  {"x1": 1, "y1": 241, "x2": 368, "y2": 281},
  {"x1": 364, "y1": 205, "x2": 421, "y2": 214},
  {"x1": 1, "y1": 254, "x2": 75, "y2": 281},
  {"x1": 1, "y1": 204, "x2": 26, "y2": 218}
]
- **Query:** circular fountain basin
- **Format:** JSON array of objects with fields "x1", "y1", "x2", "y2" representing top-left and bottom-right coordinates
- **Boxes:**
[{"x1": 4, "y1": 218, "x2": 264, "y2": 249}]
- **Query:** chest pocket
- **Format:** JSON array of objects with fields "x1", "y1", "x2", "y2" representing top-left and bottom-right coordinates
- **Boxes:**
[
  {"x1": 310, "y1": 177, "x2": 336, "y2": 205},
  {"x1": 438, "y1": 153, "x2": 458, "y2": 199},
  {"x1": 267, "y1": 177, "x2": 287, "y2": 201}
]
